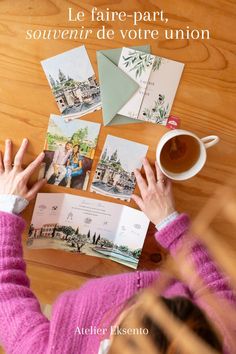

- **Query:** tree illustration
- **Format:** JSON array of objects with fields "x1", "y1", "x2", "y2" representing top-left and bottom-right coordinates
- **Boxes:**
[
  {"x1": 28, "y1": 224, "x2": 34, "y2": 237},
  {"x1": 101, "y1": 148, "x2": 108, "y2": 162},
  {"x1": 49, "y1": 74, "x2": 56, "y2": 89},
  {"x1": 75, "y1": 227, "x2": 79, "y2": 235},
  {"x1": 132, "y1": 248, "x2": 142, "y2": 259},
  {"x1": 76, "y1": 242, "x2": 85, "y2": 252},
  {"x1": 95, "y1": 234, "x2": 101, "y2": 245},
  {"x1": 92, "y1": 232, "x2": 96, "y2": 244},
  {"x1": 71, "y1": 127, "x2": 88, "y2": 145},
  {"x1": 110, "y1": 149, "x2": 118, "y2": 162},
  {"x1": 58, "y1": 69, "x2": 66, "y2": 82},
  {"x1": 56, "y1": 225, "x2": 75, "y2": 239},
  {"x1": 87, "y1": 230, "x2": 91, "y2": 239},
  {"x1": 118, "y1": 245, "x2": 129, "y2": 254}
]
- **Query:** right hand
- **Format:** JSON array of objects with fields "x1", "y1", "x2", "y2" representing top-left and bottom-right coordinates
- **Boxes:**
[
  {"x1": 131, "y1": 158, "x2": 176, "y2": 225},
  {"x1": 0, "y1": 138, "x2": 46, "y2": 202}
]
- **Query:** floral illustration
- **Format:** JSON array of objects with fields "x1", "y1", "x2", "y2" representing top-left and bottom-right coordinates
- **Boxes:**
[
  {"x1": 122, "y1": 51, "x2": 155, "y2": 78},
  {"x1": 142, "y1": 94, "x2": 169, "y2": 124},
  {"x1": 152, "y1": 57, "x2": 164, "y2": 71}
]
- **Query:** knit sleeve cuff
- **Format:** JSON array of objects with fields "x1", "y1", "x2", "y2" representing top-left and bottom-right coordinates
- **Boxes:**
[
  {"x1": 0, "y1": 211, "x2": 26, "y2": 249},
  {"x1": 154, "y1": 213, "x2": 190, "y2": 250}
]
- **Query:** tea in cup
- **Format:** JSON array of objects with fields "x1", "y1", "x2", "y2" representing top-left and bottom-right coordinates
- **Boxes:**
[{"x1": 156, "y1": 129, "x2": 219, "y2": 181}]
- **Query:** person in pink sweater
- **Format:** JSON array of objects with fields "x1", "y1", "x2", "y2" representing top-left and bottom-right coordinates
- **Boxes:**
[{"x1": 0, "y1": 138, "x2": 235, "y2": 354}]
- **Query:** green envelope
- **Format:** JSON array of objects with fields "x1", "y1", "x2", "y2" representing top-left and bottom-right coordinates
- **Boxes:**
[{"x1": 97, "y1": 45, "x2": 150, "y2": 126}]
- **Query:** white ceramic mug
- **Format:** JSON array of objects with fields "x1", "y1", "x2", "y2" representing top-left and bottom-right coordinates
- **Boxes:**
[{"x1": 156, "y1": 129, "x2": 219, "y2": 181}]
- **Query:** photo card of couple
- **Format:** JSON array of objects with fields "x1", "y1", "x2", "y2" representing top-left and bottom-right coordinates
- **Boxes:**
[
  {"x1": 118, "y1": 47, "x2": 185, "y2": 125},
  {"x1": 40, "y1": 114, "x2": 101, "y2": 191},
  {"x1": 41, "y1": 45, "x2": 101, "y2": 118},
  {"x1": 27, "y1": 193, "x2": 150, "y2": 269},
  {"x1": 90, "y1": 135, "x2": 148, "y2": 201}
]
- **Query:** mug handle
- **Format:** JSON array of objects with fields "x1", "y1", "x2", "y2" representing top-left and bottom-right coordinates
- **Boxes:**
[{"x1": 201, "y1": 135, "x2": 220, "y2": 149}]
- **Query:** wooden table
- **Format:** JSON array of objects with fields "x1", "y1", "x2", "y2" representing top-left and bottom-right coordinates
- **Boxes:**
[{"x1": 0, "y1": 0, "x2": 235, "y2": 282}]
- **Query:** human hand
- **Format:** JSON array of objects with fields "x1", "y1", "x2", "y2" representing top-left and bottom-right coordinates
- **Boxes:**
[
  {"x1": 0, "y1": 138, "x2": 46, "y2": 201},
  {"x1": 131, "y1": 158, "x2": 176, "y2": 225}
]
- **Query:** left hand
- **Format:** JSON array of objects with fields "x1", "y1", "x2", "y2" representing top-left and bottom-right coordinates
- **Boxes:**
[
  {"x1": 0, "y1": 138, "x2": 46, "y2": 201},
  {"x1": 132, "y1": 158, "x2": 176, "y2": 225}
]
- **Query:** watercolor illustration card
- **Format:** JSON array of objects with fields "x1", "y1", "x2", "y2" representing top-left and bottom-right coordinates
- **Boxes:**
[
  {"x1": 117, "y1": 47, "x2": 184, "y2": 125},
  {"x1": 138, "y1": 56, "x2": 185, "y2": 125},
  {"x1": 90, "y1": 135, "x2": 148, "y2": 201},
  {"x1": 39, "y1": 114, "x2": 101, "y2": 191},
  {"x1": 41, "y1": 45, "x2": 101, "y2": 118},
  {"x1": 27, "y1": 193, "x2": 150, "y2": 269},
  {"x1": 117, "y1": 47, "x2": 155, "y2": 119}
]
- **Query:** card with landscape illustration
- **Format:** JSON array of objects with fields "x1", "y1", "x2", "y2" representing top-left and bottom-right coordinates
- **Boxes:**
[
  {"x1": 41, "y1": 45, "x2": 101, "y2": 118},
  {"x1": 90, "y1": 135, "x2": 148, "y2": 201},
  {"x1": 39, "y1": 114, "x2": 100, "y2": 191},
  {"x1": 27, "y1": 193, "x2": 150, "y2": 269},
  {"x1": 118, "y1": 47, "x2": 184, "y2": 125}
]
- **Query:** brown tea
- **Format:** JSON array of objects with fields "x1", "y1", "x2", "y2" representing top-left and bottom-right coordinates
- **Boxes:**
[{"x1": 160, "y1": 135, "x2": 200, "y2": 173}]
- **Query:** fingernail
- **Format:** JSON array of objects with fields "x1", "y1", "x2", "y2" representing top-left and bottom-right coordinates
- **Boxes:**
[
  {"x1": 5, "y1": 139, "x2": 11, "y2": 144},
  {"x1": 23, "y1": 138, "x2": 28, "y2": 143}
]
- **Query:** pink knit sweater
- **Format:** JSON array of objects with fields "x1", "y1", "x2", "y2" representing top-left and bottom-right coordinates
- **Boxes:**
[{"x1": 0, "y1": 211, "x2": 235, "y2": 354}]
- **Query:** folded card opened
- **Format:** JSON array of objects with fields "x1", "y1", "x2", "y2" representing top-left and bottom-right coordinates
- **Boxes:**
[{"x1": 27, "y1": 193, "x2": 150, "y2": 269}]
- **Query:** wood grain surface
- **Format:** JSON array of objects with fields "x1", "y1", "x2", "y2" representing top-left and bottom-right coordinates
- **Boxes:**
[{"x1": 0, "y1": 0, "x2": 235, "y2": 282}]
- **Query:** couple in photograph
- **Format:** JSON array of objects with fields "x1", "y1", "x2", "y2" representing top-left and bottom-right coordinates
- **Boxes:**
[{"x1": 46, "y1": 141, "x2": 84, "y2": 188}]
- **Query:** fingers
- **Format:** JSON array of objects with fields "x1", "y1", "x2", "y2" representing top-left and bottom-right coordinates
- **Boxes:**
[
  {"x1": 155, "y1": 161, "x2": 167, "y2": 191},
  {"x1": 22, "y1": 152, "x2": 45, "y2": 181},
  {"x1": 142, "y1": 158, "x2": 156, "y2": 187},
  {"x1": 26, "y1": 178, "x2": 47, "y2": 201},
  {"x1": 165, "y1": 177, "x2": 173, "y2": 193},
  {"x1": 155, "y1": 161, "x2": 165, "y2": 181},
  {"x1": 14, "y1": 138, "x2": 28, "y2": 169},
  {"x1": 0, "y1": 151, "x2": 3, "y2": 173},
  {"x1": 131, "y1": 194, "x2": 145, "y2": 211},
  {"x1": 134, "y1": 168, "x2": 148, "y2": 199},
  {"x1": 3, "y1": 139, "x2": 13, "y2": 172}
]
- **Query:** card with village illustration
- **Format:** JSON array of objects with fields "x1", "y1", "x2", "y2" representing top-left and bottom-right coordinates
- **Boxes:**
[
  {"x1": 41, "y1": 45, "x2": 101, "y2": 118},
  {"x1": 90, "y1": 135, "x2": 148, "y2": 201},
  {"x1": 118, "y1": 47, "x2": 184, "y2": 125},
  {"x1": 27, "y1": 193, "x2": 149, "y2": 269},
  {"x1": 39, "y1": 114, "x2": 101, "y2": 190}
]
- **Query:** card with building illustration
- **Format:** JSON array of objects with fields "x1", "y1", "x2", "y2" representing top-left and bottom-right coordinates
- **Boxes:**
[
  {"x1": 41, "y1": 45, "x2": 101, "y2": 118},
  {"x1": 117, "y1": 47, "x2": 184, "y2": 125},
  {"x1": 40, "y1": 114, "x2": 100, "y2": 191},
  {"x1": 90, "y1": 135, "x2": 148, "y2": 201},
  {"x1": 27, "y1": 193, "x2": 150, "y2": 269}
]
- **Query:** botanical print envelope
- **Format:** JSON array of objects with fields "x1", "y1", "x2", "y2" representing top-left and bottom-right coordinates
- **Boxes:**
[
  {"x1": 90, "y1": 135, "x2": 148, "y2": 201},
  {"x1": 117, "y1": 47, "x2": 155, "y2": 119},
  {"x1": 138, "y1": 57, "x2": 185, "y2": 125},
  {"x1": 27, "y1": 193, "x2": 149, "y2": 269},
  {"x1": 41, "y1": 114, "x2": 101, "y2": 191},
  {"x1": 41, "y1": 46, "x2": 101, "y2": 118}
]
